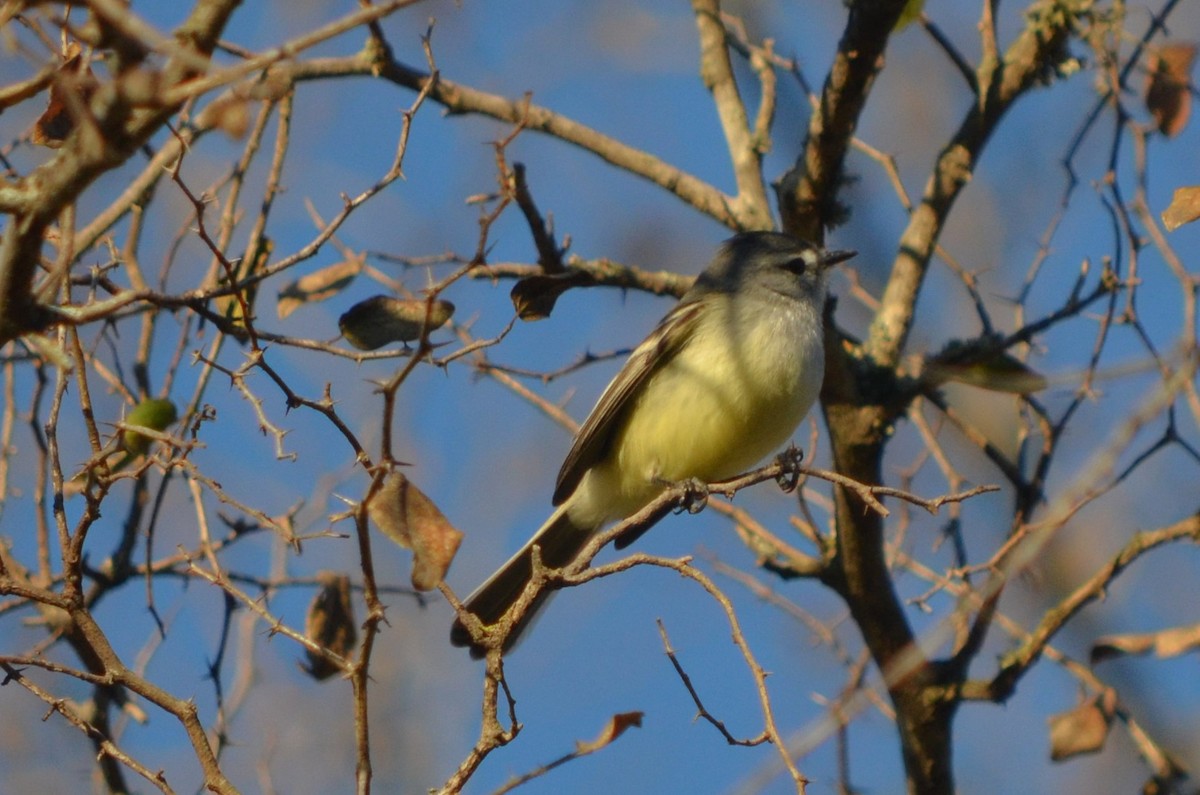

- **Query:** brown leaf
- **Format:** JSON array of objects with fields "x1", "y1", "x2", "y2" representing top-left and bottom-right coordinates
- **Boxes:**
[
  {"x1": 301, "y1": 572, "x2": 357, "y2": 681},
  {"x1": 927, "y1": 352, "x2": 1048, "y2": 394},
  {"x1": 1145, "y1": 43, "x2": 1197, "y2": 138},
  {"x1": 31, "y1": 43, "x2": 94, "y2": 149},
  {"x1": 1091, "y1": 631, "x2": 1155, "y2": 663},
  {"x1": 244, "y1": 71, "x2": 292, "y2": 103},
  {"x1": 576, "y1": 711, "x2": 645, "y2": 754},
  {"x1": 338, "y1": 295, "x2": 454, "y2": 350},
  {"x1": 1161, "y1": 186, "x2": 1200, "y2": 231},
  {"x1": 208, "y1": 96, "x2": 251, "y2": 140},
  {"x1": 1048, "y1": 692, "x2": 1114, "y2": 761},
  {"x1": 510, "y1": 270, "x2": 596, "y2": 320},
  {"x1": 367, "y1": 472, "x2": 462, "y2": 591},
  {"x1": 1092, "y1": 623, "x2": 1200, "y2": 664},
  {"x1": 277, "y1": 256, "x2": 364, "y2": 319},
  {"x1": 1152, "y1": 623, "x2": 1200, "y2": 657}
]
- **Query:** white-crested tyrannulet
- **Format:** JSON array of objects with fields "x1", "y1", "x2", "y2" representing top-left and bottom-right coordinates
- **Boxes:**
[{"x1": 451, "y1": 231, "x2": 855, "y2": 655}]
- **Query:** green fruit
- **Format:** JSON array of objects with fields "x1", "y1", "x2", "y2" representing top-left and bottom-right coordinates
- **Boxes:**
[{"x1": 122, "y1": 398, "x2": 179, "y2": 454}]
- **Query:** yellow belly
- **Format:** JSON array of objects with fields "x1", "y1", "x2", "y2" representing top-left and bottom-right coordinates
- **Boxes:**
[{"x1": 570, "y1": 296, "x2": 823, "y2": 525}]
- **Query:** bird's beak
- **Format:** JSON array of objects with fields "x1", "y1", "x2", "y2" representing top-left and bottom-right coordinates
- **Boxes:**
[{"x1": 822, "y1": 249, "x2": 857, "y2": 267}]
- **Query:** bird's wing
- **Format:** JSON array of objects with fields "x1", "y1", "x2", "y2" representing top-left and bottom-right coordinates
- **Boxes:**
[{"x1": 552, "y1": 299, "x2": 705, "y2": 505}]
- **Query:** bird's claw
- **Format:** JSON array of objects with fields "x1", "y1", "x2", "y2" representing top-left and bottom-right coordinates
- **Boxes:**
[
  {"x1": 673, "y1": 477, "x2": 709, "y2": 515},
  {"x1": 774, "y1": 446, "x2": 804, "y2": 493}
]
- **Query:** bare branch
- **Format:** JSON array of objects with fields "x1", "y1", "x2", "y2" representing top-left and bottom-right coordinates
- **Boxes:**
[{"x1": 691, "y1": 0, "x2": 773, "y2": 230}]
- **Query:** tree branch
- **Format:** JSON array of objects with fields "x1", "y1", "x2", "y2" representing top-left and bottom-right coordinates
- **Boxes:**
[
  {"x1": 691, "y1": 0, "x2": 773, "y2": 230},
  {"x1": 777, "y1": 0, "x2": 911, "y2": 241},
  {"x1": 863, "y1": 0, "x2": 1081, "y2": 369},
  {"x1": 987, "y1": 512, "x2": 1200, "y2": 700},
  {"x1": 0, "y1": 0, "x2": 242, "y2": 345}
]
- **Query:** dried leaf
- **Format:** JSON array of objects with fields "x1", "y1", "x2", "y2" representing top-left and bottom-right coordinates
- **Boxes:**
[
  {"x1": 244, "y1": 72, "x2": 292, "y2": 103},
  {"x1": 1048, "y1": 692, "x2": 1114, "y2": 761},
  {"x1": 122, "y1": 398, "x2": 178, "y2": 455},
  {"x1": 1161, "y1": 186, "x2": 1200, "y2": 231},
  {"x1": 31, "y1": 43, "x2": 94, "y2": 149},
  {"x1": 338, "y1": 295, "x2": 454, "y2": 350},
  {"x1": 510, "y1": 270, "x2": 596, "y2": 320},
  {"x1": 1145, "y1": 43, "x2": 1197, "y2": 138},
  {"x1": 208, "y1": 96, "x2": 251, "y2": 140},
  {"x1": 576, "y1": 711, "x2": 645, "y2": 754},
  {"x1": 928, "y1": 352, "x2": 1048, "y2": 394},
  {"x1": 1153, "y1": 623, "x2": 1200, "y2": 657},
  {"x1": 367, "y1": 472, "x2": 462, "y2": 591},
  {"x1": 301, "y1": 572, "x2": 357, "y2": 681},
  {"x1": 277, "y1": 256, "x2": 363, "y2": 319},
  {"x1": 1091, "y1": 631, "x2": 1155, "y2": 663},
  {"x1": 1092, "y1": 623, "x2": 1200, "y2": 664}
]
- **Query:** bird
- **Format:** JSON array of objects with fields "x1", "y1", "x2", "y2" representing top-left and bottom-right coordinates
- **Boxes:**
[{"x1": 450, "y1": 231, "x2": 854, "y2": 656}]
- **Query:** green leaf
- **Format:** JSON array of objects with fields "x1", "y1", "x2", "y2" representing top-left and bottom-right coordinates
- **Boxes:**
[
  {"x1": 338, "y1": 295, "x2": 454, "y2": 350},
  {"x1": 894, "y1": 0, "x2": 925, "y2": 31}
]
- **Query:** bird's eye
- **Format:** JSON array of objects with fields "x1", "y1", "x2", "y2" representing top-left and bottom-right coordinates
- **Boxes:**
[{"x1": 782, "y1": 256, "x2": 809, "y2": 275}]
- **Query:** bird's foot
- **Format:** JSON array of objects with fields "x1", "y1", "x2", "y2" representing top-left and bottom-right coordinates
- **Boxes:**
[
  {"x1": 670, "y1": 477, "x2": 710, "y2": 515},
  {"x1": 774, "y1": 446, "x2": 805, "y2": 493}
]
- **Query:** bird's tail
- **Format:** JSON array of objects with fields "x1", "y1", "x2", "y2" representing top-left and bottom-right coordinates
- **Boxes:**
[{"x1": 449, "y1": 504, "x2": 593, "y2": 657}]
